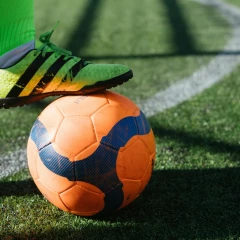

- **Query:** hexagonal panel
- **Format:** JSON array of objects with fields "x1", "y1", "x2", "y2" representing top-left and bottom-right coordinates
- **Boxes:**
[
  {"x1": 35, "y1": 179, "x2": 69, "y2": 213},
  {"x1": 92, "y1": 104, "x2": 130, "y2": 143},
  {"x1": 140, "y1": 155, "x2": 154, "y2": 193},
  {"x1": 138, "y1": 130, "x2": 156, "y2": 155},
  {"x1": 27, "y1": 138, "x2": 39, "y2": 180},
  {"x1": 38, "y1": 103, "x2": 64, "y2": 142},
  {"x1": 104, "y1": 91, "x2": 138, "y2": 114},
  {"x1": 55, "y1": 116, "x2": 96, "y2": 157},
  {"x1": 36, "y1": 150, "x2": 75, "y2": 193},
  {"x1": 118, "y1": 139, "x2": 151, "y2": 180},
  {"x1": 53, "y1": 93, "x2": 108, "y2": 117},
  {"x1": 60, "y1": 182, "x2": 104, "y2": 216},
  {"x1": 119, "y1": 179, "x2": 141, "y2": 209}
]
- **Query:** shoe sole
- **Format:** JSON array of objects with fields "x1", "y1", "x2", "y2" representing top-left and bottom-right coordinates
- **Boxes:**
[{"x1": 0, "y1": 70, "x2": 133, "y2": 109}]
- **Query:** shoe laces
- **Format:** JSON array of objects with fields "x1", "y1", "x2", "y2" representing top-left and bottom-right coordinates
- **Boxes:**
[{"x1": 35, "y1": 22, "x2": 86, "y2": 63}]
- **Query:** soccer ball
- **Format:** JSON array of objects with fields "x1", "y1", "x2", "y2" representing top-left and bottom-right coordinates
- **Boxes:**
[{"x1": 27, "y1": 91, "x2": 156, "y2": 216}]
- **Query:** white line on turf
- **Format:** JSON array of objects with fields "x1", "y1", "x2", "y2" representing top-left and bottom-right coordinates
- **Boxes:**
[
  {"x1": 0, "y1": 149, "x2": 27, "y2": 179},
  {"x1": 0, "y1": 0, "x2": 240, "y2": 179},
  {"x1": 139, "y1": 0, "x2": 240, "y2": 117}
]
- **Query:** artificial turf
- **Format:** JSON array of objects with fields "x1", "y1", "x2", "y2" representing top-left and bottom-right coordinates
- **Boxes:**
[
  {"x1": 1, "y1": 0, "x2": 239, "y2": 239},
  {"x1": 224, "y1": 0, "x2": 240, "y2": 8}
]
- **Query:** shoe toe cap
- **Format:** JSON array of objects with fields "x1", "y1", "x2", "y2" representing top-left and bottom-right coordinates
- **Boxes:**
[{"x1": 78, "y1": 64, "x2": 131, "y2": 82}]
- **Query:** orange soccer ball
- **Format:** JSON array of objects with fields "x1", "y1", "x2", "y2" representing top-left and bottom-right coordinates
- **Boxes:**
[{"x1": 27, "y1": 91, "x2": 156, "y2": 216}]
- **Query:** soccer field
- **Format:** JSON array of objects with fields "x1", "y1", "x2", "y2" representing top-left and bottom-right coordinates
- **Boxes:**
[{"x1": 1, "y1": 0, "x2": 240, "y2": 239}]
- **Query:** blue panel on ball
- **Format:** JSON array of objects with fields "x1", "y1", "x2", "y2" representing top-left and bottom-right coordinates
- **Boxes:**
[
  {"x1": 136, "y1": 111, "x2": 151, "y2": 135},
  {"x1": 101, "y1": 115, "x2": 138, "y2": 150},
  {"x1": 39, "y1": 145, "x2": 74, "y2": 180},
  {"x1": 30, "y1": 111, "x2": 150, "y2": 213},
  {"x1": 30, "y1": 118, "x2": 51, "y2": 150}
]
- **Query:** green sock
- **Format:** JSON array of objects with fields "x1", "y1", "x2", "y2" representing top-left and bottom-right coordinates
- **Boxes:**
[{"x1": 0, "y1": 0, "x2": 35, "y2": 56}]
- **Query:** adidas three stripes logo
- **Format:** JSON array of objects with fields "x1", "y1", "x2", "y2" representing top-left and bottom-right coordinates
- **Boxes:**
[{"x1": 6, "y1": 52, "x2": 84, "y2": 98}]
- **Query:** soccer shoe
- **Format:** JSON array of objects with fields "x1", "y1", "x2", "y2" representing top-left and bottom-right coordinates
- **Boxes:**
[{"x1": 0, "y1": 28, "x2": 133, "y2": 108}]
